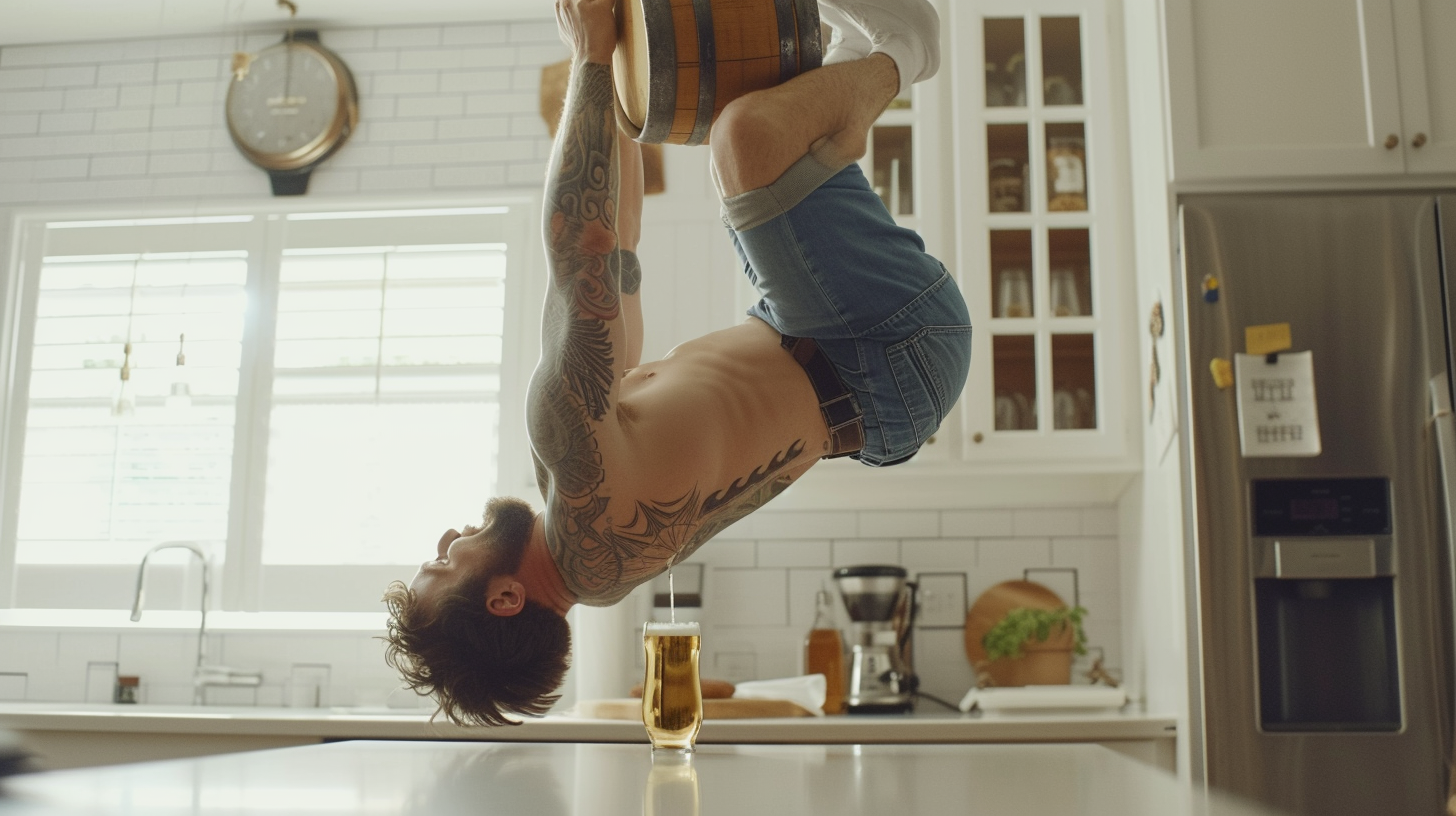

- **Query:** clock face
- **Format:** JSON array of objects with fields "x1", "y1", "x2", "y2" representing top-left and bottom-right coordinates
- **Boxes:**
[{"x1": 226, "y1": 40, "x2": 356, "y2": 171}]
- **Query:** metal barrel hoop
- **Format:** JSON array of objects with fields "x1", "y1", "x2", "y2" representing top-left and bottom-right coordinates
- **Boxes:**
[
  {"x1": 688, "y1": 0, "x2": 718, "y2": 146},
  {"x1": 791, "y1": 0, "x2": 822, "y2": 74},
  {"x1": 639, "y1": 0, "x2": 678, "y2": 145},
  {"x1": 773, "y1": 0, "x2": 799, "y2": 86}
]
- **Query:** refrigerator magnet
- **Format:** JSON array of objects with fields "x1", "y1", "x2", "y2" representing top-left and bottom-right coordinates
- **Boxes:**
[
  {"x1": 1244, "y1": 322, "x2": 1293, "y2": 356},
  {"x1": 1201, "y1": 274, "x2": 1220, "y2": 303},
  {"x1": 1209, "y1": 358, "x2": 1234, "y2": 389}
]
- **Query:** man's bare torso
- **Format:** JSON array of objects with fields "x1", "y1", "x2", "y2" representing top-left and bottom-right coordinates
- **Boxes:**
[{"x1": 533, "y1": 318, "x2": 829, "y2": 606}]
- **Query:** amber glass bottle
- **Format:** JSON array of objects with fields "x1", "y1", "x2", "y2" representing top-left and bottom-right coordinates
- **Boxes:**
[{"x1": 804, "y1": 589, "x2": 846, "y2": 714}]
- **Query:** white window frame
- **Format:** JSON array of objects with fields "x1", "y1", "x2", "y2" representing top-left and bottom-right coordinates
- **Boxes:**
[{"x1": 0, "y1": 195, "x2": 547, "y2": 616}]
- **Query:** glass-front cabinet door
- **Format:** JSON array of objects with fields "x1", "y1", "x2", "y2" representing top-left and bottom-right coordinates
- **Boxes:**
[{"x1": 954, "y1": 0, "x2": 1130, "y2": 464}]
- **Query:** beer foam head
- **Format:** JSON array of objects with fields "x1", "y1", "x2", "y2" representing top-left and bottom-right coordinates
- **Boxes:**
[{"x1": 644, "y1": 621, "x2": 700, "y2": 636}]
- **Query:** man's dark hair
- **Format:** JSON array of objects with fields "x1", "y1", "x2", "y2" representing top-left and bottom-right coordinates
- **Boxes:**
[{"x1": 381, "y1": 497, "x2": 571, "y2": 727}]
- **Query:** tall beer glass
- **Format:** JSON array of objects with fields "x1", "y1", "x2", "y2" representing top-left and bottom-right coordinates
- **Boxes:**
[{"x1": 641, "y1": 621, "x2": 702, "y2": 752}]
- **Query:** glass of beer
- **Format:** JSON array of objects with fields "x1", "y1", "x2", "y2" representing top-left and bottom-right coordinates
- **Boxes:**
[{"x1": 641, "y1": 621, "x2": 702, "y2": 752}]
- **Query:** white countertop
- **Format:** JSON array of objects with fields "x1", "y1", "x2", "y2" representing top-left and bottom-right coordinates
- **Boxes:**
[
  {"x1": 0, "y1": 702, "x2": 1175, "y2": 744},
  {"x1": 0, "y1": 740, "x2": 1277, "y2": 816}
]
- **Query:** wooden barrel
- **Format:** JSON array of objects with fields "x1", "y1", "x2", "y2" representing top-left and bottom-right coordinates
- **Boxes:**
[{"x1": 613, "y1": 0, "x2": 822, "y2": 146}]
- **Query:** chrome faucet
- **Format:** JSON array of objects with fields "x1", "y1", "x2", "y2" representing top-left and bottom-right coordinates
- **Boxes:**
[{"x1": 130, "y1": 541, "x2": 262, "y2": 705}]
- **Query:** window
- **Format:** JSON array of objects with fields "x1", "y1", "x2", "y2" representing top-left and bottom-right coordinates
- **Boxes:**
[
  {"x1": 0, "y1": 205, "x2": 541, "y2": 613},
  {"x1": 17, "y1": 246, "x2": 247, "y2": 566}
]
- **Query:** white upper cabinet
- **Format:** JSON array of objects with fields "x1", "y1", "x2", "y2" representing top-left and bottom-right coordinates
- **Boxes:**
[
  {"x1": 947, "y1": 0, "x2": 1135, "y2": 468},
  {"x1": 1393, "y1": 0, "x2": 1456, "y2": 174},
  {"x1": 1165, "y1": 0, "x2": 1456, "y2": 181}
]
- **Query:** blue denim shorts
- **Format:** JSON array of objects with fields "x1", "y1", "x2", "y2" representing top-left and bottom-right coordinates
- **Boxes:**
[{"x1": 726, "y1": 162, "x2": 973, "y2": 467}]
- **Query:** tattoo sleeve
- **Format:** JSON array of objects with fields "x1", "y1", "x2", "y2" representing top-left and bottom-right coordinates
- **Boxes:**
[
  {"x1": 537, "y1": 61, "x2": 621, "y2": 414},
  {"x1": 528, "y1": 60, "x2": 625, "y2": 579}
]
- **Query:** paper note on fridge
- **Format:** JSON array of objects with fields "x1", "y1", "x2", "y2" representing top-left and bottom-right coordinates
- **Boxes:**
[{"x1": 1235, "y1": 351, "x2": 1322, "y2": 457}]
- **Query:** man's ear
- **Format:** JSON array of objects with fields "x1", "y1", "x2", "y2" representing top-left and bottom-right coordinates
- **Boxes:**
[{"x1": 483, "y1": 575, "x2": 527, "y2": 617}]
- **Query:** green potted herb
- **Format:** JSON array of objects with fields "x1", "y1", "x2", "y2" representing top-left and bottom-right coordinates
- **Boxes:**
[{"x1": 979, "y1": 606, "x2": 1088, "y2": 686}]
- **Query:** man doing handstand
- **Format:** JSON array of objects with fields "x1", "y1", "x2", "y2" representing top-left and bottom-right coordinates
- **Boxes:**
[{"x1": 383, "y1": 0, "x2": 970, "y2": 726}]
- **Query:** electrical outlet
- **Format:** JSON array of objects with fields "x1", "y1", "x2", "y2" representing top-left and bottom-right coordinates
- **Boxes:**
[
  {"x1": 713, "y1": 650, "x2": 757, "y2": 682},
  {"x1": 915, "y1": 572, "x2": 968, "y2": 628}
]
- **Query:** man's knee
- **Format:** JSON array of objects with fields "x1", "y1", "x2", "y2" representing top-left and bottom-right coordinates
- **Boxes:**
[{"x1": 710, "y1": 96, "x2": 778, "y2": 169}]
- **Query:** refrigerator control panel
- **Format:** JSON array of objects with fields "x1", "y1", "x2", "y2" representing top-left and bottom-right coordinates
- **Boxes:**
[{"x1": 1251, "y1": 477, "x2": 1391, "y2": 537}]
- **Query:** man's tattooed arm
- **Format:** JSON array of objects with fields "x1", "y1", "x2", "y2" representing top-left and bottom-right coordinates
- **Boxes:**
[
  {"x1": 536, "y1": 60, "x2": 621, "y2": 418},
  {"x1": 528, "y1": 59, "x2": 629, "y2": 588}
]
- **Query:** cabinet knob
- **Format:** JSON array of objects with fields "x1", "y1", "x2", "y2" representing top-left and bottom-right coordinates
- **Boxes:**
[
  {"x1": 973, "y1": 432, "x2": 984, "y2": 444},
  {"x1": 1384, "y1": 134, "x2": 1400, "y2": 150},
  {"x1": 1412, "y1": 133, "x2": 1428, "y2": 148}
]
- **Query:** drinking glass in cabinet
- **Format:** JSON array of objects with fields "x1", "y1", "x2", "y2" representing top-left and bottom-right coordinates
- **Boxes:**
[
  {"x1": 989, "y1": 229, "x2": 1034, "y2": 318},
  {"x1": 1051, "y1": 333, "x2": 1096, "y2": 429},
  {"x1": 1046, "y1": 123, "x2": 1087, "y2": 212},
  {"x1": 987, "y1": 124, "x2": 1029, "y2": 213},
  {"x1": 993, "y1": 334, "x2": 1037, "y2": 431},
  {"x1": 998, "y1": 269, "x2": 1032, "y2": 318},
  {"x1": 1049, "y1": 268, "x2": 1081, "y2": 317},
  {"x1": 1048, "y1": 228, "x2": 1092, "y2": 317},
  {"x1": 872, "y1": 125, "x2": 913, "y2": 217},
  {"x1": 1040, "y1": 17, "x2": 1084, "y2": 106},
  {"x1": 983, "y1": 18, "x2": 1026, "y2": 107}
]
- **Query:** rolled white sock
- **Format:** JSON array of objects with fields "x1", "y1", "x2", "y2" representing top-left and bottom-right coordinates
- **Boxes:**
[
  {"x1": 821, "y1": 0, "x2": 940, "y2": 97},
  {"x1": 819, "y1": 4, "x2": 872, "y2": 65}
]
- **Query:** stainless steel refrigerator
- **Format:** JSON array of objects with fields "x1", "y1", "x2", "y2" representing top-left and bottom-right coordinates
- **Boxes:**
[{"x1": 1177, "y1": 193, "x2": 1456, "y2": 815}]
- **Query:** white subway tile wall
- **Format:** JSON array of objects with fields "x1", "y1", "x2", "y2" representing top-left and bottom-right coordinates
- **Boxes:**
[
  {"x1": 857, "y1": 510, "x2": 940, "y2": 539},
  {"x1": 0, "y1": 22, "x2": 567, "y2": 204},
  {"x1": 680, "y1": 506, "x2": 1122, "y2": 707}
]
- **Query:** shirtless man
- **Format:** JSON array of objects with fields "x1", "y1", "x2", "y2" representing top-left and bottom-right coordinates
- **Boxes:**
[{"x1": 383, "y1": 0, "x2": 970, "y2": 726}]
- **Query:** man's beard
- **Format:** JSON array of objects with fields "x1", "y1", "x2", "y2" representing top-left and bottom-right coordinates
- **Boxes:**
[{"x1": 480, "y1": 496, "x2": 536, "y2": 575}]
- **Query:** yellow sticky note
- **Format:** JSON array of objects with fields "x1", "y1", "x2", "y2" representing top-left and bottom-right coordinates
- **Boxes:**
[
  {"x1": 1245, "y1": 323, "x2": 1292, "y2": 356},
  {"x1": 1210, "y1": 358, "x2": 1234, "y2": 389}
]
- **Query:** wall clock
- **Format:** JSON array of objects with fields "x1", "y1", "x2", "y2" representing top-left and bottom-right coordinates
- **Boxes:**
[{"x1": 225, "y1": 31, "x2": 359, "y2": 196}]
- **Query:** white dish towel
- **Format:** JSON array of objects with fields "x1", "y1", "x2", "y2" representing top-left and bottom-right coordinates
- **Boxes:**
[{"x1": 733, "y1": 674, "x2": 828, "y2": 716}]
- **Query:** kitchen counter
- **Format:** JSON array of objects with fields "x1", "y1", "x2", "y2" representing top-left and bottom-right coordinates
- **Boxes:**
[
  {"x1": 0, "y1": 702, "x2": 1177, "y2": 772},
  {"x1": 0, "y1": 702, "x2": 1174, "y2": 743},
  {"x1": 0, "y1": 740, "x2": 1275, "y2": 816}
]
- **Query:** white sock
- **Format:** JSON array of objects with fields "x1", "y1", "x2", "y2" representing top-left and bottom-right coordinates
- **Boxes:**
[
  {"x1": 819, "y1": 4, "x2": 872, "y2": 65},
  {"x1": 820, "y1": 0, "x2": 940, "y2": 97}
]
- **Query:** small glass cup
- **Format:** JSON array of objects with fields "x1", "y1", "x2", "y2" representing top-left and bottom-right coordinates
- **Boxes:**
[
  {"x1": 998, "y1": 268, "x2": 1032, "y2": 318},
  {"x1": 641, "y1": 621, "x2": 703, "y2": 753},
  {"x1": 1050, "y1": 267, "x2": 1082, "y2": 316}
]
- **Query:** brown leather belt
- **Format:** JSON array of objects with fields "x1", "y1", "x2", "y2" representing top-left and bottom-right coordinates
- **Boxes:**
[{"x1": 781, "y1": 335, "x2": 864, "y2": 459}]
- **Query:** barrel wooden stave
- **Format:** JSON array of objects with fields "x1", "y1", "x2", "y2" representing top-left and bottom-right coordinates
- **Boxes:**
[{"x1": 617, "y1": 0, "x2": 820, "y2": 146}]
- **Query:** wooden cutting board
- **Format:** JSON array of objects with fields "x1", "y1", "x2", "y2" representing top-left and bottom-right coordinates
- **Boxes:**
[
  {"x1": 576, "y1": 698, "x2": 815, "y2": 720},
  {"x1": 964, "y1": 580, "x2": 1068, "y2": 667}
]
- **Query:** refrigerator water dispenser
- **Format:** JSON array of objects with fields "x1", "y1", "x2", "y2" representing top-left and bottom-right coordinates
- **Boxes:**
[{"x1": 1249, "y1": 477, "x2": 1400, "y2": 732}]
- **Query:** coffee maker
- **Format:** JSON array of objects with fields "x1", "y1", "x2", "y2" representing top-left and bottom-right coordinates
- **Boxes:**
[{"x1": 832, "y1": 565, "x2": 918, "y2": 713}]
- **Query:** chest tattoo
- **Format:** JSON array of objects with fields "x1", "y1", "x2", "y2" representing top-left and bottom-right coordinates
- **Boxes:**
[{"x1": 544, "y1": 440, "x2": 807, "y2": 605}]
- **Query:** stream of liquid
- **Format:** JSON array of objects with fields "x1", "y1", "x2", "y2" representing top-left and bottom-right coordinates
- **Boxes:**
[{"x1": 668, "y1": 567, "x2": 676, "y2": 624}]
